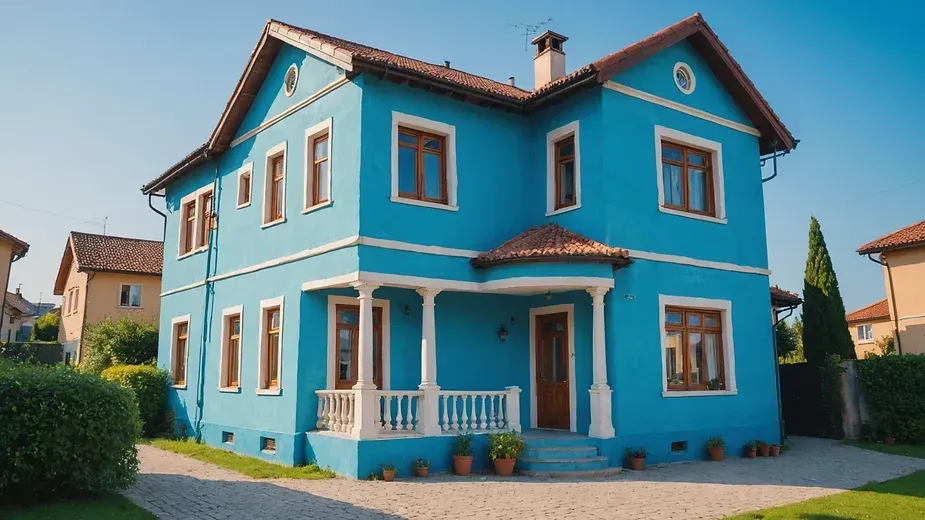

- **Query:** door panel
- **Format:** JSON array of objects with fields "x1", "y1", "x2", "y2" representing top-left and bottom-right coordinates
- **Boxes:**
[{"x1": 535, "y1": 312, "x2": 570, "y2": 430}]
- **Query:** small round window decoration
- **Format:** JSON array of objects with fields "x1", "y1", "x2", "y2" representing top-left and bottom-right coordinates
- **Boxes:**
[
  {"x1": 283, "y1": 64, "x2": 299, "y2": 97},
  {"x1": 673, "y1": 62, "x2": 695, "y2": 94}
]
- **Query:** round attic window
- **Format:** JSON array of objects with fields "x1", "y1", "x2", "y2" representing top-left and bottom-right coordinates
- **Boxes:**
[
  {"x1": 284, "y1": 64, "x2": 299, "y2": 97},
  {"x1": 673, "y1": 62, "x2": 695, "y2": 94}
]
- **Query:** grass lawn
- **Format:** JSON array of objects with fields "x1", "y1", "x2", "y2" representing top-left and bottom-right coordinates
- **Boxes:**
[
  {"x1": 0, "y1": 494, "x2": 155, "y2": 520},
  {"x1": 147, "y1": 438, "x2": 335, "y2": 479},
  {"x1": 726, "y1": 470, "x2": 925, "y2": 519},
  {"x1": 843, "y1": 441, "x2": 925, "y2": 459}
]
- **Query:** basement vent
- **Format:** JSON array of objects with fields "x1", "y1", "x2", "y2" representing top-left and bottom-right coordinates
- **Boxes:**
[
  {"x1": 222, "y1": 431, "x2": 234, "y2": 444},
  {"x1": 261, "y1": 437, "x2": 277, "y2": 453},
  {"x1": 670, "y1": 440, "x2": 687, "y2": 453}
]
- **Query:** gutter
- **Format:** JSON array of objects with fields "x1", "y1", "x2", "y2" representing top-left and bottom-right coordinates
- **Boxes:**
[
  {"x1": 148, "y1": 191, "x2": 168, "y2": 240},
  {"x1": 866, "y1": 253, "x2": 903, "y2": 355}
]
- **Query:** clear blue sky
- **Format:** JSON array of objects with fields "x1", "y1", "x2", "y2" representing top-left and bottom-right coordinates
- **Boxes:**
[{"x1": 2, "y1": 0, "x2": 923, "y2": 312}]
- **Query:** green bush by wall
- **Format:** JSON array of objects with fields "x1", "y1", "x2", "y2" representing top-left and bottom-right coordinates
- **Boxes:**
[
  {"x1": 80, "y1": 318, "x2": 158, "y2": 375},
  {"x1": 0, "y1": 341, "x2": 63, "y2": 365},
  {"x1": 858, "y1": 354, "x2": 925, "y2": 444},
  {"x1": 102, "y1": 365, "x2": 169, "y2": 436},
  {"x1": 0, "y1": 361, "x2": 140, "y2": 503}
]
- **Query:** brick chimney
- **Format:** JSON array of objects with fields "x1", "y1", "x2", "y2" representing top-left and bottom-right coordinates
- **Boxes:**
[{"x1": 532, "y1": 30, "x2": 568, "y2": 89}]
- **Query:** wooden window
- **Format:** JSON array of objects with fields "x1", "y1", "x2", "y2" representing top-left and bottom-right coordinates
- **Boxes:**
[
  {"x1": 173, "y1": 321, "x2": 189, "y2": 386},
  {"x1": 182, "y1": 200, "x2": 196, "y2": 254},
  {"x1": 311, "y1": 132, "x2": 330, "y2": 206},
  {"x1": 238, "y1": 170, "x2": 251, "y2": 207},
  {"x1": 264, "y1": 307, "x2": 281, "y2": 389},
  {"x1": 333, "y1": 305, "x2": 383, "y2": 389},
  {"x1": 224, "y1": 314, "x2": 241, "y2": 388},
  {"x1": 198, "y1": 191, "x2": 213, "y2": 248},
  {"x1": 269, "y1": 154, "x2": 285, "y2": 222},
  {"x1": 661, "y1": 141, "x2": 714, "y2": 216},
  {"x1": 396, "y1": 126, "x2": 447, "y2": 204},
  {"x1": 664, "y1": 306, "x2": 724, "y2": 391},
  {"x1": 554, "y1": 135, "x2": 576, "y2": 210}
]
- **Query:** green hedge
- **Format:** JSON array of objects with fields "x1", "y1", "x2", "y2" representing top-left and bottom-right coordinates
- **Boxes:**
[
  {"x1": 0, "y1": 360, "x2": 140, "y2": 503},
  {"x1": 101, "y1": 365, "x2": 168, "y2": 436},
  {"x1": 858, "y1": 355, "x2": 925, "y2": 444},
  {"x1": 0, "y1": 341, "x2": 63, "y2": 365}
]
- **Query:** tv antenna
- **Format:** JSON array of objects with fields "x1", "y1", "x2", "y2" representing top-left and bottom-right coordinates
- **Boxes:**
[{"x1": 508, "y1": 18, "x2": 552, "y2": 51}]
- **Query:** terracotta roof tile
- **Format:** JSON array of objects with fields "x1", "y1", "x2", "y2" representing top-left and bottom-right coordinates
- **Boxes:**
[
  {"x1": 846, "y1": 298, "x2": 890, "y2": 323},
  {"x1": 857, "y1": 220, "x2": 925, "y2": 254},
  {"x1": 770, "y1": 286, "x2": 802, "y2": 307},
  {"x1": 4, "y1": 292, "x2": 35, "y2": 316},
  {"x1": 473, "y1": 224, "x2": 629, "y2": 267},
  {"x1": 70, "y1": 232, "x2": 163, "y2": 276}
]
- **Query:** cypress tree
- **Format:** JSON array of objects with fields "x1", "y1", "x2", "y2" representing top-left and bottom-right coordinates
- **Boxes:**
[{"x1": 802, "y1": 216, "x2": 855, "y2": 364}]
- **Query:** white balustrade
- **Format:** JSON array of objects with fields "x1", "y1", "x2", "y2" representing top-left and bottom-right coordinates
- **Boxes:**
[
  {"x1": 316, "y1": 390, "x2": 356, "y2": 433},
  {"x1": 376, "y1": 390, "x2": 423, "y2": 432},
  {"x1": 438, "y1": 388, "x2": 520, "y2": 433}
]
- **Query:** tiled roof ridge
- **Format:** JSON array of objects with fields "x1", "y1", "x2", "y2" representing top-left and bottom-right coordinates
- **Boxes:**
[{"x1": 473, "y1": 223, "x2": 630, "y2": 267}]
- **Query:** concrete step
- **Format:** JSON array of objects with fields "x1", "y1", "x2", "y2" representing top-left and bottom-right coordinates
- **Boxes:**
[
  {"x1": 523, "y1": 446, "x2": 598, "y2": 460},
  {"x1": 521, "y1": 436, "x2": 598, "y2": 448},
  {"x1": 518, "y1": 456, "x2": 609, "y2": 472},
  {"x1": 519, "y1": 467, "x2": 623, "y2": 479}
]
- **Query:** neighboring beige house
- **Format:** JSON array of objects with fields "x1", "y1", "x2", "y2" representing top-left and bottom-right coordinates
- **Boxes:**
[
  {"x1": 0, "y1": 229, "x2": 29, "y2": 341},
  {"x1": 53, "y1": 231, "x2": 163, "y2": 362},
  {"x1": 846, "y1": 298, "x2": 892, "y2": 358},
  {"x1": 856, "y1": 219, "x2": 925, "y2": 355},
  {"x1": 2, "y1": 289, "x2": 36, "y2": 342}
]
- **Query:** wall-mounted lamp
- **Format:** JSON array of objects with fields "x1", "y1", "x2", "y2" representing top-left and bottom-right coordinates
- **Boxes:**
[
  {"x1": 404, "y1": 304, "x2": 412, "y2": 316},
  {"x1": 545, "y1": 291, "x2": 552, "y2": 301},
  {"x1": 497, "y1": 324, "x2": 509, "y2": 343}
]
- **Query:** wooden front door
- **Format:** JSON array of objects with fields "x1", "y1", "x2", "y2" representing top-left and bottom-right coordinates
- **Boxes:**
[{"x1": 535, "y1": 312, "x2": 570, "y2": 430}]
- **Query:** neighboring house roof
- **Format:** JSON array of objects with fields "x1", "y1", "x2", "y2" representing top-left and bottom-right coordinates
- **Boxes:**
[
  {"x1": 846, "y1": 298, "x2": 890, "y2": 323},
  {"x1": 4, "y1": 291, "x2": 36, "y2": 317},
  {"x1": 0, "y1": 229, "x2": 29, "y2": 256},
  {"x1": 857, "y1": 219, "x2": 925, "y2": 255},
  {"x1": 53, "y1": 231, "x2": 164, "y2": 295},
  {"x1": 142, "y1": 13, "x2": 794, "y2": 195},
  {"x1": 472, "y1": 224, "x2": 630, "y2": 268},
  {"x1": 770, "y1": 286, "x2": 802, "y2": 308}
]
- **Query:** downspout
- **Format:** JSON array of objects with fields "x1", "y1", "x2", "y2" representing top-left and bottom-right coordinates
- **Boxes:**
[
  {"x1": 148, "y1": 192, "x2": 168, "y2": 240},
  {"x1": 772, "y1": 304, "x2": 797, "y2": 441},
  {"x1": 867, "y1": 253, "x2": 903, "y2": 355},
  {"x1": 760, "y1": 139, "x2": 799, "y2": 183},
  {"x1": 194, "y1": 158, "x2": 221, "y2": 442}
]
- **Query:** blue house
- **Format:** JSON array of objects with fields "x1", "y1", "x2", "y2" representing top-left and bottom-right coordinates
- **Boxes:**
[{"x1": 142, "y1": 13, "x2": 796, "y2": 478}]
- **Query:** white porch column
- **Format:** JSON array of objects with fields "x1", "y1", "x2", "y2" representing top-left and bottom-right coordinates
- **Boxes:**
[
  {"x1": 417, "y1": 288, "x2": 442, "y2": 436},
  {"x1": 351, "y1": 281, "x2": 380, "y2": 439},
  {"x1": 587, "y1": 287, "x2": 615, "y2": 439}
]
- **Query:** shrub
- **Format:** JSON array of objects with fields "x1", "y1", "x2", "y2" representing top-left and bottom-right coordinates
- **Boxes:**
[
  {"x1": 81, "y1": 318, "x2": 158, "y2": 375},
  {"x1": 454, "y1": 433, "x2": 474, "y2": 457},
  {"x1": 819, "y1": 354, "x2": 846, "y2": 439},
  {"x1": 858, "y1": 355, "x2": 925, "y2": 444},
  {"x1": 101, "y1": 365, "x2": 169, "y2": 436},
  {"x1": 488, "y1": 431, "x2": 525, "y2": 461},
  {"x1": 31, "y1": 311, "x2": 60, "y2": 341},
  {"x1": 0, "y1": 341, "x2": 63, "y2": 365},
  {"x1": 0, "y1": 360, "x2": 139, "y2": 502}
]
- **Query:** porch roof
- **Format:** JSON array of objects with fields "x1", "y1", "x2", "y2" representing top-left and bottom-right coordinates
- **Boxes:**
[{"x1": 472, "y1": 224, "x2": 631, "y2": 269}]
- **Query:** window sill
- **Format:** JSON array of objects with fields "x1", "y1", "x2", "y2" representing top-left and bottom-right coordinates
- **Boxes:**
[
  {"x1": 256, "y1": 388, "x2": 282, "y2": 396},
  {"x1": 261, "y1": 449, "x2": 277, "y2": 455},
  {"x1": 546, "y1": 203, "x2": 581, "y2": 217},
  {"x1": 390, "y1": 196, "x2": 458, "y2": 212},
  {"x1": 176, "y1": 247, "x2": 208, "y2": 261},
  {"x1": 659, "y1": 206, "x2": 727, "y2": 224},
  {"x1": 857, "y1": 340, "x2": 875, "y2": 345},
  {"x1": 236, "y1": 201, "x2": 251, "y2": 209},
  {"x1": 302, "y1": 200, "x2": 332, "y2": 214},
  {"x1": 218, "y1": 386, "x2": 241, "y2": 393},
  {"x1": 171, "y1": 384, "x2": 188, "y2": 390},
  {"x1": 662, "y1": 390, "x2": 737, "y2": 398},
  {"x1": 261, "y1": 218, "x2": 287, "y2": 230},
  {"x1": 116, "y1": 306, "x2": 143, "y2": 310}
]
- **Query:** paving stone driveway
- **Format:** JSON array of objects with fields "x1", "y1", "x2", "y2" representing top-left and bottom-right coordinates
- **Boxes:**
[{"x1": 126, "y1": 437, "x2": 925, "y2": 520}]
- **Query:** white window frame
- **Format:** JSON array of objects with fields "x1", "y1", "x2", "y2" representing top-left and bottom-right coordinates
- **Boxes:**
[
  {"x1": 304, "y1": 118, "x2": 334, "y2": 214},
  {"x1": 658, "y1": 295, "x2": 737, "y2": 397},
  {"x1": 326, "y1": 295, "x2": 391, "y2": 390},
  {"x1": 218, "y1": 305, "x2": 244, "y2": 392},
  {"x1": 546, "y1": 121, "x2": 581, "y2": 217},
  {"x1": 856, "y1": 324, "x2": 874, "y2": 343},
  {"x1": 654, "y1": 126, "x2": 727, "y2": 224},
  {"x1": 262, "y1": 141, "x2": 288, "y2": 228},
  {"x1": 177, "y1": 182, "x2": 214, "y2": 258},
  {"x1": 257, "y1": 296, "x2": 284, "y2": 394},
  {"x1": 673, "y1": 62, "x2": 696, "y2": 95},
  {"x1": 117, "y1": 283, "x2": 143, "y2": 309},
  {"x1": 236, "y1": 163, "x2": 253, "y2": 209},
  {"x1": 390, "y1": 111, "x2": 458, "y2": 212},
  {"x1": 170, "y1": 315, "x2": 191, "y2": 389}
]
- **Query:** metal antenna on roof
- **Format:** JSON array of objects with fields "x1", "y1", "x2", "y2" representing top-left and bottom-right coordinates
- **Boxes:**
[{"x1": 508, "y1": 18, "x2": 552, "y2": 51}]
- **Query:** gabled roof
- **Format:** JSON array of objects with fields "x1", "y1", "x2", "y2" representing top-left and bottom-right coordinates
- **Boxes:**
[
  {"x1": 0, "y1": 229, "x2": 29, "y2": 256},
  {"x1": 846, "y1": 298, "x2": 890, "y2": 323},
  {"x1": 770, "y1": 286, "x2": 802, "y2": 308},
  {"x1": 472, "y1": 224, "x2": 630, "y2": 268},
  {"x1": 857, "y1": 220, "x2": 925, "y2": 255},
  {"x1": 4, "y1": 291, "x2": 35, "y2": 317},
  {"x1": 53, "y1": 232, "x2": 164, "y2": 295},
  {"x1": 143, "y1": 13, "x2": 794, "y2": 194}
]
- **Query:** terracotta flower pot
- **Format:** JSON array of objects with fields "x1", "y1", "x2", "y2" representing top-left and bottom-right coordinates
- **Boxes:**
[
  {"x1": 885, "y1": 436, "x2": 896, "y2": 447},
  {"x1": 453, "y1": 455, "x2": 473, "y2": 476},
  {"x1": 382, "y1": 469, "x2": 395, "y2": 482},
  {"x1": 769, "y1": 445, "x2": 780, "y2": 457},
  {"x1": 759, "y1": 445, "x2": 770, "y2": 457},
  {"x1": 493, "y1": 458, "x2": 516, "y2": 477},
  {"x1": 631, "y1": 457, "x2": 645, "y2": 471},
  {"x1": 708, "y1": 447, "x2": 725, "y2": 462},
  {"x1": 414, "y1": 466, "x2": 429, "y2": 478},
  {"x1": 745, "y1": 449, "x2": 757, "y2": 459}
]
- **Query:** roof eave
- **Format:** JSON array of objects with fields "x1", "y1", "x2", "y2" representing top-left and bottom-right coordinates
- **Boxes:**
[
  {"x1": 471, "y1": 255, "x2": 632, "y2": 269},
  {"x1": 857, "y1": 240, "x2": 925, "y2": 256}
]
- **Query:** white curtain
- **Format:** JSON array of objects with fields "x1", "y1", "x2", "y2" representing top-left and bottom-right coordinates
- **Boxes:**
[{"x1": 705, "y1": 334, "x2": 719, "y2": 380}]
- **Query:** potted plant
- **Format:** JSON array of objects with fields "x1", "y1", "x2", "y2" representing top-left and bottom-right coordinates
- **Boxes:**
[
  {"x1": 381, "y1": 464, "x2": 397, "y2": 482},
  {"x1": 769, "y1": 444, "x2": 781, "y2": 457},
  {"x1": 453, "y1": 433, "x2": 474, "y2": 476},
  {"x1": 413, "y1": 458, "x2": 430, "y2": 478},
  {"x1": 489, "y1": 431, "x2": 525, "y2": 477},
  {"x1": 626, "y1": 447, "x2": 647, "y2": 471},
  {"x1": 706, "y1": 436, "x2": 725, "y2": 461},
  {"x1": 743, "y1": 440, "x2": 757, "y2": 459},
  {"x1": 757, "y1": 440, "x2": 770, "y2": 457}
]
